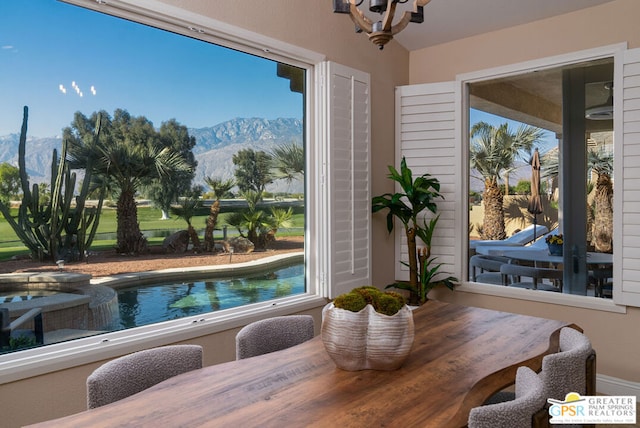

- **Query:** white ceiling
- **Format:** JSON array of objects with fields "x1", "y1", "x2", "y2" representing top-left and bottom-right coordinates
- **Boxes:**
[{"x1": 391, "y1": 0, "x2": 616, "y2": 51}]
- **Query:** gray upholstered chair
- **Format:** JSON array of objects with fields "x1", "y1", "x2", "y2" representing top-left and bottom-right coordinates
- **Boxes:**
[
  {"x1": 236, "y1": 315, "x2": 314, "y2": 360},
  {"x1": 86, "y1": 345, "x2": 203, "y2": 409},
  {"x1": 469, "y1": 366, "x2": 545, "y2": 428},
  {"x1": 542, "y1": 327, "x2": 595, "y2": 400},
  {"x1": 485, "y1": 327, "x2": 595, "y2": 420}
]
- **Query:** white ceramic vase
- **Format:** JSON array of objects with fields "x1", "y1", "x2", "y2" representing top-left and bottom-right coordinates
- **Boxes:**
[{"x1": 320, "y1": 302, "x2": 415, "y2": 371}]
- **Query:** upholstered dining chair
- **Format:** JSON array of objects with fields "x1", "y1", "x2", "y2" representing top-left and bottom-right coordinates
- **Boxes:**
[
  {"x1": 468, "y1": 366, "x2": 546, "y2": 428},
  {"x1": 484, "y1": 327, "x2": 596, "y2": 425},
  {"x1": 236, "y1": 315, "x2": 314, "y2": 360},
  {"x1": 86, "y1": 345, "x2": 203, "y2": 409},
  {"x1": 542, "y1": 327, "x2": 595, "y2": 400}
]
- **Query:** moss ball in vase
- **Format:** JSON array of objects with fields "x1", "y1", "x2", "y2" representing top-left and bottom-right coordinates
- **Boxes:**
[{"x1": 321, "y1": 286, "x2": 415, "y2": 371}]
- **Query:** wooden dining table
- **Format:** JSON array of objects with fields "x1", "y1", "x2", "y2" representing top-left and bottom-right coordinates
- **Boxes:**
[{"x1": 28, "y1": 301, "x2": 577, "y2": 428}]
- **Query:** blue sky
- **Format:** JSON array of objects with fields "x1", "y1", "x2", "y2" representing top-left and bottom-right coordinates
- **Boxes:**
[{"x1": 0, "y1": 0, "x2": 303, "y2": 137}]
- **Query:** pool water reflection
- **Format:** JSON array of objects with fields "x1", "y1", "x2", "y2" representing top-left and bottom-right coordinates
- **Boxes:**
[{"x1": 117, "y1": 263, "x2": 305, "y2": 328}]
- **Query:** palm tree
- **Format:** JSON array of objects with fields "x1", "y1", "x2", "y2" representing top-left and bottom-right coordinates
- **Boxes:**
[
  {"x1": 203, "y1": 177, "x2": 234, "y2": 252},
  {"x1": 588, "y1": 148, "x2": 614, "y2": 252},
  {"x1": 469, "y1": 121, "x2": 544, "y2": 240},
  {"x1": 541, "y1": 147, "x2": 613, "y2": 252},
  {"x1": 226, "y1": 191, "x2": 268, "y2": 248},
  {"x1": 266, "y1": 206, "x2": 294, "y2": 246},
  {"x1": 66, "y1": 109, "x2": 191, "y2": 255},
  {"x1": 269, "y1": 142, "x2": 304, "y2": 183},
  {"x1": 226, "y1": 190, "x2": 293, "y2": 249},
  {"x1": 171, "y1": 187, "x2": 203, "y2": 252}
]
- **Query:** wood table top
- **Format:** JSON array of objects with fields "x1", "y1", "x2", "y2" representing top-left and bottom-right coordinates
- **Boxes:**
[{"x1": 28, "y1": 300, "x2": 576, "y2": 428}]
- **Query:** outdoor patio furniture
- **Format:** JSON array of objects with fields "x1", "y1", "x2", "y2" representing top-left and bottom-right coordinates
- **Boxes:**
[
  {"x1": 470, "y1": 224, "x2": 549, "y2": 250},
  {"x1": 590, "y1": 267, "x2": 613, "y2": 298},
  {"x1": 235, "y1": 315, "x2": 314, "y2": 360},
  {"x1": 86, "y1": 345, "x2": 203, "y2": 409},
  {"x1": 500, "y1": 264, "x2": 563, "y2": 292},
  {"x1": 474, "y1": 228, "x2": 558, "y2": 257},
  {"x1": 469, "y1": 254, "x2": 512, "y2": 284}
]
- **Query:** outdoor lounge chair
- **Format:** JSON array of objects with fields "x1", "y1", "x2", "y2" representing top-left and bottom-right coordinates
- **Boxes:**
[
  {"x1": 470, "y1": 224, "x2": 549, "y2": 250},
  {"x1": 474, "y1": 228, "x2": 558, "y2": 257}
]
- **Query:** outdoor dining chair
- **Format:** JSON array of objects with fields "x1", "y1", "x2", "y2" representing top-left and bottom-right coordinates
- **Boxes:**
[
  {"x1": 235, "y1": 315, "x2": 314, "y2": 360},
  {"x1": 500, "y1": 263, "x2": 563, "y2": 292},
  {"x1": 86, "y1": 345, "x2": 203, "y2": 409},
  {"x1": 468, "y1": 366, "x2": 546, "y2": 428},
  {"x1": 469, "y1": 254, "x2": 512, "y2": 284}
]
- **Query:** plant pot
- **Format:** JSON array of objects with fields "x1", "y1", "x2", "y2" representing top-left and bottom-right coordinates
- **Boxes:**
[
  {"x1": 548, "y1": 243, "x2": 563, "y2": 256},
  {"x1": 320, "y1": 302, "x2": 415, "y2": 371}
]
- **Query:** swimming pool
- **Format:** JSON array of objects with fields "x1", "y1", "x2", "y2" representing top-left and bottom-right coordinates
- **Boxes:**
[{"x1": 116, "y1": 262, "x2": 305, "y2": 328}]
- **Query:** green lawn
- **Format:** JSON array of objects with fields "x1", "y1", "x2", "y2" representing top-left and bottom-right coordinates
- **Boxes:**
[{"x1": 0, "y1": 204, "x2": 304, "y2": 261}]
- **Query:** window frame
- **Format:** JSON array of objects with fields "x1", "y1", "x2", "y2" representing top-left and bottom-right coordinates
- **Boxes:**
[
  {"x1": 455, "y1": 42, "x2": 628, "y2": 314},
  {"x1": 0, "y1": 0, "x2": 332, "y2": 384}
]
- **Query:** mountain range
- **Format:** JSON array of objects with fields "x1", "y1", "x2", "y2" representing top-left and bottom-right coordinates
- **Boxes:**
[{"x1": 0, "y1": 117, "x2": 304, "y2": 194}]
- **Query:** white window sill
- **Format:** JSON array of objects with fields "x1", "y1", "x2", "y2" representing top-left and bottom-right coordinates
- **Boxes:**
[
  {"x1": 0, "y1": 294, "x2": 327, "y2": 385},
  {"x1": 458, "y1": 282, "x2": 626, "y2": 314}
]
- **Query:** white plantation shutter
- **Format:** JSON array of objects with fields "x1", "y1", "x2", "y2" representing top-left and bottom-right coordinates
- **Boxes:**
[
  {"x1": 319, "y1": 62, "x2": 371, "y2": 298},
  {"x1": 615, "y1": 47, "x2": 640, "y2": 307},
  {"x1": 395, "y1": 81, "x2": 462, "y2": 283}
]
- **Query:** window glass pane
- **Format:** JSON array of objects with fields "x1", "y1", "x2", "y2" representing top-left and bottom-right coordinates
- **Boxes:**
[
  {"x1": 468, "y1": 58, "x2": 614, "y2": 298},
  {"x1": 0, "y1": 0, "x2": 306, "y2": 353}
]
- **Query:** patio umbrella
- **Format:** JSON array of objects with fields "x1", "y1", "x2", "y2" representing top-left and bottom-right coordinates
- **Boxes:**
[{"x1": 527, "y1": 148, "x2": 544, "y2": 240}]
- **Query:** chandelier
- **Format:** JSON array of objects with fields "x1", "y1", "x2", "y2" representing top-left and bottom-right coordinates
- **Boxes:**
[{"x1": 333, "y1": 0, "x2": 432, "y2": 50}]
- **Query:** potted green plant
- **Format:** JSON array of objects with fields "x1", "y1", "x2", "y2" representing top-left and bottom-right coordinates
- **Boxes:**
[
  {"x1": 372, "y1": 157, "x2": 457, "y2": 305},
  {"x1": 321, "y1": 286, "x2": 414, "y2": 371}
]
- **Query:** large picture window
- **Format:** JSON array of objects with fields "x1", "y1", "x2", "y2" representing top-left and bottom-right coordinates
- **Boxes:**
[
  {"x1": 0, "y1": 0, "x2": 309, "y2": 354},
  {"x1": 467, "y1": 57, "x2": 615, "y2": 299}
]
